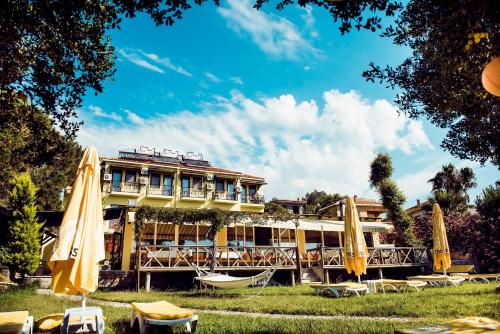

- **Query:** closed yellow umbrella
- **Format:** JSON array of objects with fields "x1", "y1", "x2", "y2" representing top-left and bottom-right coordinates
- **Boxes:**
[
  {"x1": 432, "y1": 203, "x2": 451, "y2": 274},
  {"x1": 344, "y1": 196, "x2": 368, "y2": 279},
  {"x1": 48, "y1": 146, "x2": 104, "y2": 300}
]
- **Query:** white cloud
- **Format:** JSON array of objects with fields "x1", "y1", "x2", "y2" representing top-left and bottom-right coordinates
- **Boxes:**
[
  {"x1": 142, "y1": 52, "x2": 192, "y2": 77},
  {"x1": 218, "y1": 0, "x2": 319, "y2": 60},
  {"x1": 123, "y1": 109, "x2": 145, "y2": 125},
  {"x1": 205, "y1": 72, "x2": 222, "y2": 83},
  {"x1": 229, "y1": 76, "x2": 244, "y2": 85},
  {"x1": 118, "y1": 49, "x2": 191, "y2": 77},
  {"x1": 118, "y1": 49, "x2": 165, "y2": 74},
  {"x1": 79, "y1": 89, "x2": 434, "y2": 200},
  {"x1": 89, "y1": 105, "x2": 122, "y2": 121},
  {"x1": 300, "y1": 6, "x2": 319, "y2": 39}
]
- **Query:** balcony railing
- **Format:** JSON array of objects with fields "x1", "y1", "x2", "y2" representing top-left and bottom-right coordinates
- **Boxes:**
[
  {"x1": 181, "y1": 187, "x2": 206, "y2": 199},
  {"x1": 304, "y1": 246, "x2": 429, "y2": 268},
  {"x1": 138, "y1": 245, "x2": 297, "y2": 269},
  {"x1": 147, "y1": 185, "x2": 173, "y2": 196},
  {"x1": 241, "y1": 194, "x2": 265, "y2": 204},
  {"x1": 213, "y1": 191, "x2": 236, "y2": 201},
  {"x1": 112, "y1": 181, "x2": 140, "y2": 193}
]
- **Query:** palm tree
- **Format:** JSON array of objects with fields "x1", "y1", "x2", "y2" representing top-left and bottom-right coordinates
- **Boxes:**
[{"x1": 428, "y1": 164, "x2": 477, "y2": 214}]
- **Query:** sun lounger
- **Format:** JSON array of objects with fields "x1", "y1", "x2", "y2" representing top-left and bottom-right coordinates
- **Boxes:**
[
  {"x1": 310, "y1": 283, "x2": 368, "y2": 298},
  {"x1": 407, "y1": 275, "x2": 465, "y2": 287},
  {"x1": 461, "y1": 273, "x2": 500, "y2": 283},
  {"x1": 395, "y1": 316, "x2": 500, "y2": 333},
  {"x1": 130, "y1": 301, "x2": 198, "y2": 334},
  {"x1": 364, "y1": 279, "x2": 427, "y2": 293},
  {"x1": 0, "y1": 311, "x2": 33, "y2": 334}
]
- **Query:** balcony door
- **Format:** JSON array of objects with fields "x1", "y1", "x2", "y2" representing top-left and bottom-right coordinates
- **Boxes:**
[{"x1": 112, "y1": 170, "x2": 122, "y2": 191}]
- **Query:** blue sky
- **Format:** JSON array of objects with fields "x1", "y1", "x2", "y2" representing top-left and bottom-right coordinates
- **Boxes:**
[{"x1": 78, "y1": 0, "x2": 499, "y2": 207}]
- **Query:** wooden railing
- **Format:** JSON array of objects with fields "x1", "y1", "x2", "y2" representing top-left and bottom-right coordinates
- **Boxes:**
[
  {"x1": 137, "y1": 245, "x2": 297, "y2": 270},
  {"x1": 304, "y1": 246, "x2": 429, "y2": 268}
]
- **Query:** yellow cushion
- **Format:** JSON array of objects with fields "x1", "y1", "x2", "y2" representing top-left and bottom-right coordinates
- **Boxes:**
[
  {"x1": 36, "y1": 314, "x2": 64, "y2": 333},
  {"x1": 131, "y1": 301, "x2": 193, "y2": 320},
  {"x1": 396, "y1": 317, "x2": 500, "y2": 333},
  {"x1": 0, "y1": 311, "x2": 28, "y2": 334}
]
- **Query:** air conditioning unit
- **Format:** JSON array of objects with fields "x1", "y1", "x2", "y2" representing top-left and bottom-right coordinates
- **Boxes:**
[
  {"x1": 140, "y1": 177, "x2": 148, "y2": 185},
  {"x1": 235, "y1": 186, "x2": 241, "y2": 193},
  {"x1": 141, "y1": 167, "x2": 149, "y2": 175},
  {"x1": 206, "y1": 174, "x2": 214, "y2": 181},
  {"x1": 206, "y1": 183, "x2": 214, "y2": 190},
  {"x1": 103, "y1": 174, "x2": 112, "y2": 181}
]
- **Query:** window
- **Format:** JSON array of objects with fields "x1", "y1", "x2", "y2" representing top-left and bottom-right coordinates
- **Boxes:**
[
  {"x1": 112, "y1": 170, "x2": 122, "y2": 191},
  {"x1": 125, "y1": 171, "x2": 136, "y2": 183},
  {"x1": 181, "y1": 176, "x2": 189, "y2": 196},
  {"x1": 215, "y1": 180, "x2": 224, "y2": 193},
  {"x1": 150, "y1": 173, "x2": 160, "y2": 187},
  {"x1": 249, "y1": 185, "x2": 256, "y2": 197},
  {"x1": 163, "y1": 175, "x2": 173, "y2": 195},
  {"x1": 241, "y1": 185, "x2": 247, "y2": 203},
  {"x1": 192, "y1": 176, "x2": 202, "y2": 189},
  {"x1": 227, "y1": 182, "x2": 235, "y2": 200}
]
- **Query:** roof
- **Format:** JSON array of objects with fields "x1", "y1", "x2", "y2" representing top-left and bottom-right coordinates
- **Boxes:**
[
  {"x1": 274, "y1": 199, "x2": 306, "y2": 205},
  {"x1": 317, "y1": 197, "x2": 385, "y2": 214},
  {"x1": 100, "y1": 156, "x2": 265, "y2": 181},
  {"x1": 406, "y1": 200, "x2": 432, "y2": 214}
]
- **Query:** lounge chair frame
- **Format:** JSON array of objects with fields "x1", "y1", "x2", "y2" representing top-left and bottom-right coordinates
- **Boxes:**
[
  {"x1": 23, "y1": 315, "x2": 33, "y2": 334},
  {"x1": 313, "y1": 286, "x2": 368, "y2": 298},
  {"x1": 130, "y1": 308, "x2": 198, "y2": 334}
]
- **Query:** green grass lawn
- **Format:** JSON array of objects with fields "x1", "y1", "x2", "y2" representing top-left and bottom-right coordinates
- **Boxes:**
[
  {"x1": 0, "y1": 283, "x2": 498, "y2": 333},
  {"x1": 92, "y1": 282, "x2": 500, "y2": 320}
]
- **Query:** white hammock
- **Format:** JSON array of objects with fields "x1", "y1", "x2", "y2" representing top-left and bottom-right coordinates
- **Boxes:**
[{"x1": 193, "y1": 266, "x2": 277, "y2": 289}]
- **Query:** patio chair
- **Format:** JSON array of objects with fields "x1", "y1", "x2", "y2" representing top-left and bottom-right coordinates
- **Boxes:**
[
  {"x1": 0, "y1": 311, "x2": 33, "y2": 334},
  {"x1": 407, "y1": 275, "x2": 465, "y2": 287},
  {"x1": 310, "y1": 283, "x2": 368, "y2": 298},
  {"x1": 130, "y1": 301, "x2": 198, "y2": 334}
]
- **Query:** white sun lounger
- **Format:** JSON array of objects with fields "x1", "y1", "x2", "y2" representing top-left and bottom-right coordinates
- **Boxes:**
[
  {"x1": 310, "y1": 283, "x2": 368, "y2": 298},
  {"x1": 130, "y1": 301, "x2": 198, "y2": 334}
]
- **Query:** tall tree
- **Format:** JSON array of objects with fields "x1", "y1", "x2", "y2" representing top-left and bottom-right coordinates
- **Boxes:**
[
  {"x1": 363, "y1": 0, "x2": 500, "y2": 166},
  {"x1": 369, "y1": 153, "x2": 417, "y2": 246},
  {"x1": 0, "y1": 93, "x2": 82, "y2": 210},
  {"x1": 427, "y1": 163, "x2": 477, "y2": 214},
  {"x1": 5, "y1": 173, "x2": 42, "y2": 279},
  {"x1": 470, "y1": 183, "x2": 500, "y2": 273},
  {"x1": 303, "y1": 190, "x2": 342, "y2": 214}
]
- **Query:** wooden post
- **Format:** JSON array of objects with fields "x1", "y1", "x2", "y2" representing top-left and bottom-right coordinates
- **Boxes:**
[
  {"x1": 196, "y1": 223, "x2": 199, "y2": 266},
  {"x1": 290, "y1": 270, "x2": 295, "y2": 286},
  {"x1": 243, "y1": 225, "x2": 246, "y2": 247},
  {"x1": 174, "y1": 224, "x2": 179, "y2": 246},
  {"x1": 271, "y1": 228, "x2": 274, "y2": 246},
  {"x1": 278, "y1": 228, "x2": 282, "y2": 246},
  {"x1": 324, "y1": 269, "x2": 330, "y2": 284},
  {"x1": 320, "y1": 226, "x2": 325, "y2": 246},
  {"x1": 378, "y1": 268, "x2": 383, "y2": 279},
  {"x1": 145, "y1": 272, "x2": 151, "y2": 292},
  {"x1": 338, "y1": 231, "x2": 343, "y2": 247},
  {"x1": 153, "y1": 222, "x2": 158, "y2": 247}
]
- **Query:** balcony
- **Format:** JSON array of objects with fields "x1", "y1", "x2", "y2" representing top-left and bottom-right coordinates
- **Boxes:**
[
  {"x1": 241, "y1": 194, "x2": 265, "y2": 205},
  {"x1": 213, "y1": 191, "x2": 237, "y2": 203},
  {"x1": 180, "y1": 187, "x2": 207, "y2": 201},
  {"x1": 111, "y1": 181, "x2": 140, "y2": 196},
  {"x1": 147, "y1": 185, "x2": 173, "y2": 198}
]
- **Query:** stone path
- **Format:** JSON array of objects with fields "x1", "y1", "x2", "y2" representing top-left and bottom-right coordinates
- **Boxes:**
[{"x1": 37, "y1": 289, "x2": 412, "y2": 323}]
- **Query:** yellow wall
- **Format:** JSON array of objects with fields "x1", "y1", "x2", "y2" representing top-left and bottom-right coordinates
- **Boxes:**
[
  {"x1": 296, "y1": 229, "x2": 306, "y2": 255},
  {"x1": 217, "y1": 227, "x2": 227, "y2": 246},
  {"x1": 121, "y1": 214, "x2": 135, "y2": 271}
]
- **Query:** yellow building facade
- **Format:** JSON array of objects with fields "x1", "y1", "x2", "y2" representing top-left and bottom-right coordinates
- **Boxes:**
[{"x1": 100, "y1": 148, "x2": 266, "y2": 270}]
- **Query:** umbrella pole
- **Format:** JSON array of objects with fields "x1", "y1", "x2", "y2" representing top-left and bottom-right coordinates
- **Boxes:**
[
  {"x1": 82, "y1": 292, "x2": 87, "y2": 308},
  {"x1": 357, "y1": 275, "x2": 361, "y2": 284}
]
